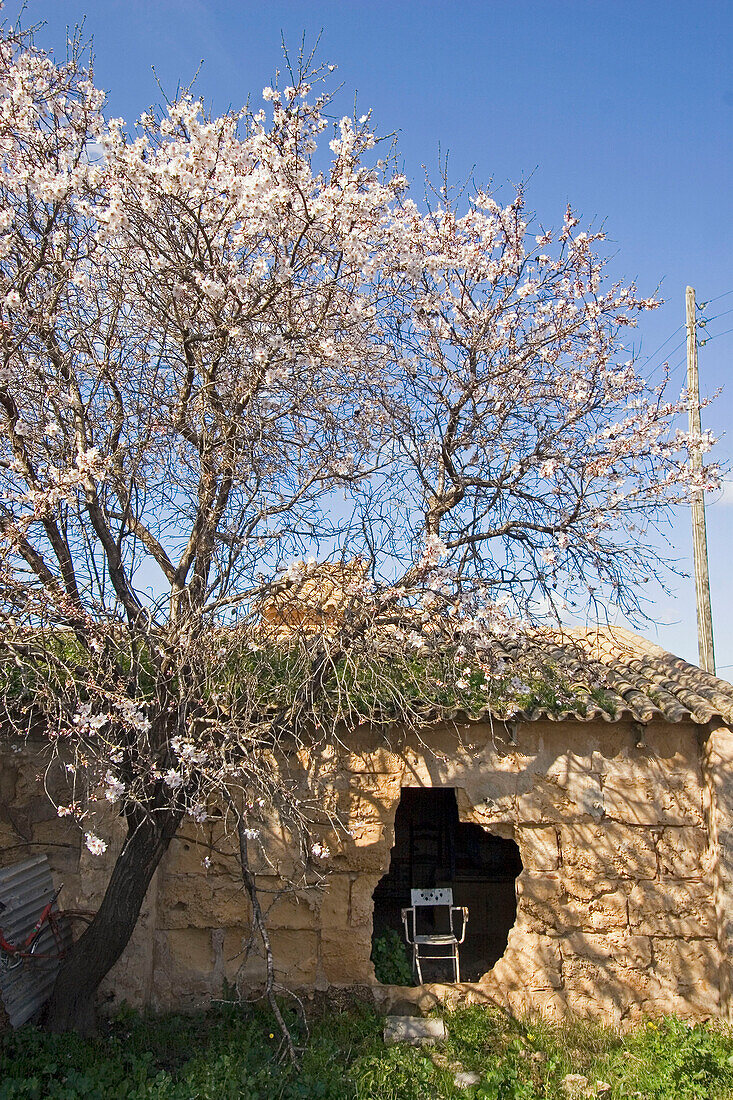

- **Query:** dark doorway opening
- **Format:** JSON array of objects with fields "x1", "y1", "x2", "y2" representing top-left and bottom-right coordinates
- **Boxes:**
[{"x1": 372, "y1": 787, "x2": 522, "y2": 983}]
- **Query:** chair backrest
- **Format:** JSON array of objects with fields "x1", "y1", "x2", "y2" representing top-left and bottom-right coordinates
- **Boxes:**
[{"x1": 410, "y1": 888, "x2": 453, "y2": 907}]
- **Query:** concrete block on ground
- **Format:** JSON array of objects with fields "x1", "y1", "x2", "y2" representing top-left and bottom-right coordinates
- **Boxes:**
[{"x1": 383, "y1": 1015, "x2": 447, "y2": 1045}]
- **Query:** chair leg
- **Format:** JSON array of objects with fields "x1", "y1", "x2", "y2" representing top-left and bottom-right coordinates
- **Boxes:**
[
  {"x1": 455, "y1": 949, "x2": 460, "y2": 984},
  {"x1": 415, "y1": 948, "x2": 423, "y2": 985}
]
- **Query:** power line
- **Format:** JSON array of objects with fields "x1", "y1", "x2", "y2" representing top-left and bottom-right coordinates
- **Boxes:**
[
  {"x1": 700, "y1": 306, "x2": 733, "y2": 326},
  {"x1": 698, "y1": 289, "x2": 733, "y2": 309},
  {"x1": 665, "y1": 352, "x2": 688, "y2": 384},
  {"x1": 642, "y1": 336, "x2": 686, "y2": 385},
  {"x1": 640, "y1": 323, "x2": 685, "y2": 371},
  {"x1": 647, "y1": 338, "x2": 688, "y2": 384},
  {"x1": 700, "y1": 325, "x2": 733, "y2": 348},
  {"x1": 641, "y1": 295, "x2": 733, "y2": 380}
]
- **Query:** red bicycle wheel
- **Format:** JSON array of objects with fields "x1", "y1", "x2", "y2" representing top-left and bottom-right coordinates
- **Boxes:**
[{"x1": 29, "y1": 910, "x2": 94, "y2": 962}]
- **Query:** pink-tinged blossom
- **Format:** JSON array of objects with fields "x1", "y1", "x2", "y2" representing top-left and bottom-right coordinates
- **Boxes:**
[
  {"x1": 84, "y1": 833, "x2": 107, "y2": 855},
  {"x1": 103, "y1": 771, "x2": 126, "y2": 803},
  {"x1": 115, "y1": 703, "x2": 151, "y2": 734},
  {"x1": 73, "y1": 704, "x2": 108, "y2": 736}
]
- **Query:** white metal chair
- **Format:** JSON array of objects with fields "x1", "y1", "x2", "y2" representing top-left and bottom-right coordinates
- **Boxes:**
[{"x1": 401, "y1": 888, "x2": 468, "y2": 984}]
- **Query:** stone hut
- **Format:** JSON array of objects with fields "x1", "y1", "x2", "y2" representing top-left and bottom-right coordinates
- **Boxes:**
[{"x1": 3, "y1": 625, "x2": 733, "y2": 1025}]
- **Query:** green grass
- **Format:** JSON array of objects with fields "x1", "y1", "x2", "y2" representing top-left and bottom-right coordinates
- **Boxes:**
[{"x1": 2, "y1": 1003, "x2": 733, "y2": 1099}]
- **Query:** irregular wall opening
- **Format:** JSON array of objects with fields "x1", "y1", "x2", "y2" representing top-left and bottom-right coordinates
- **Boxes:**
[{"x1": 371, "y1": 786, "x2": 522, "y2": 982}]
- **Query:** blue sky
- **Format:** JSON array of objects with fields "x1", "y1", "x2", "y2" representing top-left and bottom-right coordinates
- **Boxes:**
[{"x1": 7, "y1": 0, "x2": 733, "y2": 670}]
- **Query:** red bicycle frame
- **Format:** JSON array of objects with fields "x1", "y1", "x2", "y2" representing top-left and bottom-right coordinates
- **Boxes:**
[{"x1": 0, "y1": 884, "x2": 93, "y2": 968}]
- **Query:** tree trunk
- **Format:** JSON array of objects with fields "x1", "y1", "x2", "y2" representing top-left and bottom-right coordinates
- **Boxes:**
[{"x1": 44, "y1": 806, "x2": 182, "y2": 1034}]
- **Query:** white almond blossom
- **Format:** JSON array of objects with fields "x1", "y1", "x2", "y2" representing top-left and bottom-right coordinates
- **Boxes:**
[
  {"x1": 84, "y1": 833, "x2": 107, "y2": 856},
  {"x1": 103, "y1": 771, "x2": 126, "y2": 803}
]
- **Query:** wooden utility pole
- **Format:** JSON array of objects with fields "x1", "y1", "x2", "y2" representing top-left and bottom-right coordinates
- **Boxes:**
[{"x1": 686, "y1": 285, "x2": 716, "y2": 674}]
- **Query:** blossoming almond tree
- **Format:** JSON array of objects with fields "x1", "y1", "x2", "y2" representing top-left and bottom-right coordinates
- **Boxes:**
[
  {"x1": 372, "y1": 191, "x2": 715, "y2": 623},
  {"x1": 0, "y1": 22, "x2": 712, "y2": 1033}
]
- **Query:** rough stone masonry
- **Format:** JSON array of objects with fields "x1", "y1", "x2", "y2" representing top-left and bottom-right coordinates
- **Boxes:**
[{"x1": 3, "y1": 626, "x2": 733, "y2": 1025}]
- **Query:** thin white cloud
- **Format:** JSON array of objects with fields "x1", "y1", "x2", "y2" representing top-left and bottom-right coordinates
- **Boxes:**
[{"x1": 712, "y1": 480, "x2": 733, "y2": 506}]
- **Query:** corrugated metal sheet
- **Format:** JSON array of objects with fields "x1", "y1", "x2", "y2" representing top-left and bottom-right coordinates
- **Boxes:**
[{"x1": 0, "y1": 854, "x2": 63, "y2": 1028}]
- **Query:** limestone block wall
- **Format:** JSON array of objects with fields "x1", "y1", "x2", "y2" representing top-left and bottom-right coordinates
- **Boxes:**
[
  {"x1": 702, "y1": 724, "x2": 733, "y2": 1015},
  {"x1": 0, "y1": 716, "x2": 730, "y2": 1024}
]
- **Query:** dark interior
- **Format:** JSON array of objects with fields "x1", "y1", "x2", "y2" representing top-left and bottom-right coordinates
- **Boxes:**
[{"x1": 371, "y1": 787, "x2": 522, "y2": 983}]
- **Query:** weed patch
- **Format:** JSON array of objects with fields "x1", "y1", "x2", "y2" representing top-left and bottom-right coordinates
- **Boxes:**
[{"x1": 1, "y1": 1004, "x2": 733, "y2": 1098}]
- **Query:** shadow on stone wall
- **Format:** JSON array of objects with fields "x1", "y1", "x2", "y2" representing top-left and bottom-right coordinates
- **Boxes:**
[{"x1": 0, "y1": 716, "x2": 729, "y2": 1024}]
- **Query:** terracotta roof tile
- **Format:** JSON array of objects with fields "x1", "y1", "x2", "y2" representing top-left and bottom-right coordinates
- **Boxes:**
[{"x1": 505, "y1": 625, "x2": 733, "y2": 725}]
